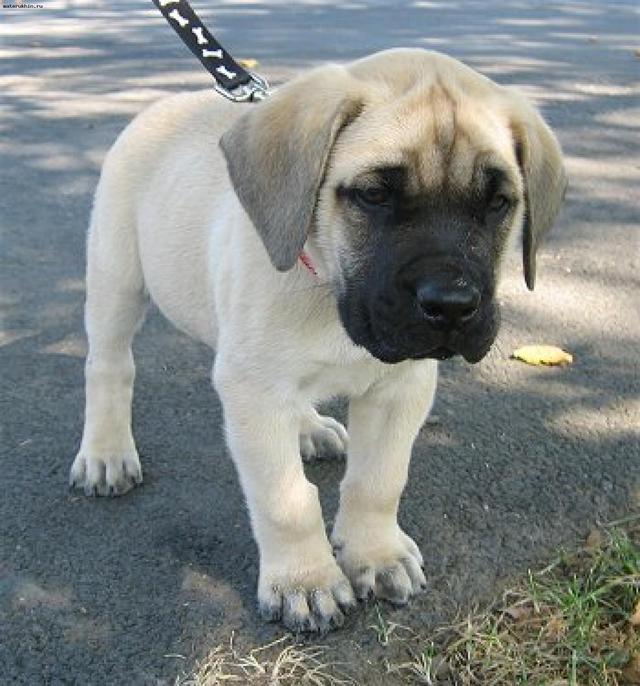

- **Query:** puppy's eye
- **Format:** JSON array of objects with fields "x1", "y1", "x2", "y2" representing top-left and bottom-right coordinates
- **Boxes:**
[
  {"x1": 488, "y1": 194, "x2": 511, "y2": 217},
  {"x1": 353, "y1": 186, "x2": 392, "y2": 208}
]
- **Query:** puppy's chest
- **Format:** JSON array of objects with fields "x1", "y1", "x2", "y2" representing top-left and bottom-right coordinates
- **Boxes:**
[
  {"x1": 267, "y1": 294, "x2": 388, "y2": 401},
  {"x1": 297, "y1": 355, "x2": 387, "y2": 401}
]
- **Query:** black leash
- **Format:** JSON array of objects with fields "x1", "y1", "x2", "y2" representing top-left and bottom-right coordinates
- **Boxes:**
[{"x1": 151, "y1": 0, "x2": 269, "y2": 102}]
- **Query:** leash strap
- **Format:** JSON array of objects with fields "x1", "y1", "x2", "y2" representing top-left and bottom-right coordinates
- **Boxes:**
[
  {"x1": 153, "y1": 1, "x2": 318, "y2": 275},
  {"x1": 151, "y1": 0, "x2": 269, "y2": 101}
]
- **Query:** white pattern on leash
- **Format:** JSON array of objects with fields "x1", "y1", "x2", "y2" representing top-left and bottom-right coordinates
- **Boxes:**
[
  {"x1": 192, "y1": 26, "x2": 208, "y2": 45},
  {"x1": 168, "y1": 8, "x2": 189, "y2": 28},
  {"x1": 202, "y1": 48, "x2": 223, "y2": 59},
  {"x1": 216, "y1": 65, "x2": 237, "y2": 80}
]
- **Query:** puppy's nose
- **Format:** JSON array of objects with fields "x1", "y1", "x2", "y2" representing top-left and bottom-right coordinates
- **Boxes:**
[{"x1": 416, "y1": 279, "x2": 481, "y2": 329}]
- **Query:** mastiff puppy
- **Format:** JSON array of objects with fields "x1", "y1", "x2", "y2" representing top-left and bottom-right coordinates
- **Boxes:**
[{"x1": 71, "y1": 49, "x2": 567, "y2": 631}]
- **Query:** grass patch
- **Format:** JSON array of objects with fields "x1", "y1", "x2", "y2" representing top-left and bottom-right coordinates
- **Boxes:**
[
  {"x1": 178, "y1": 517, "x2": 639, "y2": 685},
  {"x1": 177, "y1": 634, "x2": 357, "y2": 685},
  {"x1": 389, "y1": 516, "x2": 640, "y2": 685}
]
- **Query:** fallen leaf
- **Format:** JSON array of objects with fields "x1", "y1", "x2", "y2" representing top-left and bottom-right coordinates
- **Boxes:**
[
  {"x1": 512, "y1": 345, "x2": 573, "y2": 366},
  {"x1": 238, "y1": 58, "x2": 259, "y2": 69},
  {"x1": 630, "y1": 599, "x2": 640, "y2": 626}
]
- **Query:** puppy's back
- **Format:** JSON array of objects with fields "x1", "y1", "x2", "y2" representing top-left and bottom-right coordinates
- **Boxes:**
[{"x1": 89, "y1": 91, "x2": 244, "y2": 347}]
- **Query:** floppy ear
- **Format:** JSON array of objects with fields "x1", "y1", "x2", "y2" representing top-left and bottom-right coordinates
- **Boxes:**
[
  {"x1": 508, "y1": 95, "x2": 568, "y2": 290},
  {"x1": 220, "y1": 66, "x2": 364, "y2": 271}
]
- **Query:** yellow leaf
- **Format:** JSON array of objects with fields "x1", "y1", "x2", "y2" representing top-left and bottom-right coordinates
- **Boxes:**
[
  {"x1": 238, "y1": 58, "x2": 259, "y2": 69},
  {"x1": 511, "y1": 345, "x2": 573, "y2": 366}
]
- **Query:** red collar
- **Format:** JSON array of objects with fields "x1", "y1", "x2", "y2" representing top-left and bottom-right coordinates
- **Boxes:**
[{"x1": 299, "y1": 250, "x2": 318, "y2": 276}]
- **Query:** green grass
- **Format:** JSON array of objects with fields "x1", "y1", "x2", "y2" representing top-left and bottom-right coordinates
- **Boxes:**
[{"x1": 387, "y1": 516, "x2": 640, "y2": 685}]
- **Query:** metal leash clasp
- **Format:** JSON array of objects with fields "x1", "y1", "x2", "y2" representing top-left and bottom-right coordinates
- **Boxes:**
[{"x1": 213, "y1": 72, "x2": 270, "y2": 103}]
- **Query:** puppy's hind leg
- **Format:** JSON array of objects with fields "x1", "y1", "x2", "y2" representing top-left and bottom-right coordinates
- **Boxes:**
[
  {"x1": 299, "y1": 408, "x2": 348, "y2": 463},
  {"x1": 70, "y1": 198, "x2": 148, "y2": 496}
]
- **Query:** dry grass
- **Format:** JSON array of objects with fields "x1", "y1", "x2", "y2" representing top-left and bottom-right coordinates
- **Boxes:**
[
  {"x1": 176, "y1": 634, "x2": 357, "y2": 686},
  {"x1": 177, "y1": 516, "x2": 639, "y2": 686},
  {"x1": 388, "y1": 515, "x2": 640, "y2": 685}
]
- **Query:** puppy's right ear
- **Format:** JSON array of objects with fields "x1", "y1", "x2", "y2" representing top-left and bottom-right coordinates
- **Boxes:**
[
  {"x1": 506, "y1": 92, "x2": 568, "y2": 291},
  {"x1": 220, "y1": 66, "x2": 364, "y2": 271}
]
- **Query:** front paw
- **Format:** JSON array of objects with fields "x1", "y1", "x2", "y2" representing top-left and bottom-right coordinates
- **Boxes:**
[
  {"x1": 69, "y1": 450, "x2": 142, "y2": 496},
  {"x1": 258, "y1": 557, "x2": 356, "y2": 633},
  {"x1": 332, "y1": 526, "x2": 426, "y2": 606}
]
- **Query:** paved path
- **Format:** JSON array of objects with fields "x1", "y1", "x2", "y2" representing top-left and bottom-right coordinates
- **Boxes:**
[{"x1": 1, "y1": 1, "x2": 638, "y2": 683}]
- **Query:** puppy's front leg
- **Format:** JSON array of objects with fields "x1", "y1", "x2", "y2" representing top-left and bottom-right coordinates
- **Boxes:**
[
  {"x1": 332, "y1": 360, "x2": 437, "y2": 605},
  {"x1": 214, "y1": 365, "x2": 355, "y2": 632}
]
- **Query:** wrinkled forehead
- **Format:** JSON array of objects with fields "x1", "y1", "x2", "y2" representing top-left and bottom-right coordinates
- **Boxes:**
[{"x1": 331, "y1": 83, "x2": 520, "y2": 194}]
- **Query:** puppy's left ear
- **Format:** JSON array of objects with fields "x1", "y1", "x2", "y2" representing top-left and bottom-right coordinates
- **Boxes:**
[
  {"x1": 508, "y1": 94, "x2": 568, "y2": 290},
  {"x1": 220, "y1": 66, "x2": 365, "y2": 271}
]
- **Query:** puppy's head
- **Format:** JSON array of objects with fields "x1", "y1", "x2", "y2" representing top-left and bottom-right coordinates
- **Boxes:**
[{"x1": 220, "y1": 49, "x2": 567, "y2": 364}]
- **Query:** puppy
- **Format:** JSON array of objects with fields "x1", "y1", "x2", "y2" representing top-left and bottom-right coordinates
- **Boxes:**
[{"x1": 70, "y1": 49, "x2": 567, "y2": 632}]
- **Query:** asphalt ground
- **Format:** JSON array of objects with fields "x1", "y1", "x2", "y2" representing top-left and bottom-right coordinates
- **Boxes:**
[{"x1": 1, "y1": 1, "x2": 639, "y2": 683}]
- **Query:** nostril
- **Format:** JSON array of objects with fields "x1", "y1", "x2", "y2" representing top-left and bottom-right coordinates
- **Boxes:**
[
  {"x1": 459, "y1": 304, "x2": 478, "y2": 321},
  {"x1": 422, "y1": 304, "x2": 445, "y2": 321}
]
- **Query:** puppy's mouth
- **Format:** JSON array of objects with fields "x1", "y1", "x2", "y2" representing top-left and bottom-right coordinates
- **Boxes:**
[
  {"x1": 365, "y1": 340, "x2": 491, "y2": 365},
  {"x1": 339, "y1": 297, "x2": 498, "y2": 365},
  {"x1": 424, "y1": 346, "x2": 456, "y2": 361}
]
